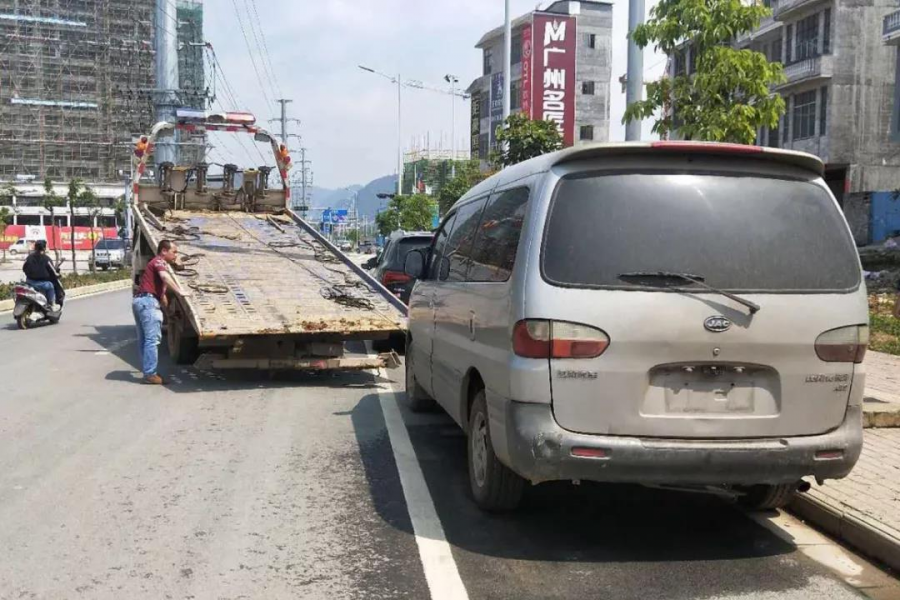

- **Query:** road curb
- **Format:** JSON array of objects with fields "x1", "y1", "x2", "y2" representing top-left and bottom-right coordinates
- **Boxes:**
[
  {"x1": 789, "y1": 491, "x2": 900, "y2": 574},
  {"x1": 0, "y1": 278, "x2": 132, "y2": 313}
]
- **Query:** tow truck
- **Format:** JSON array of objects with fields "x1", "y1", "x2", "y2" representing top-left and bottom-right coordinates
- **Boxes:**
[{"x1": 130, "y1": 111, "x2": 406, "y2": 371}]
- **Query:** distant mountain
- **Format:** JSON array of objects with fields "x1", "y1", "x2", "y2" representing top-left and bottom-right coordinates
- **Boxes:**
[{"x1": 292, "y1": 176, "x2": 397, "y2": 219}]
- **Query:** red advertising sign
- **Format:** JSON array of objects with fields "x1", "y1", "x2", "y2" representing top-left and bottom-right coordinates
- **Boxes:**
[
  {"x1": 0, "y1": 226, "x2": 119, "y2": 251},
  {"x1": 531, "y1": 13, "x2": 577, "y2": 146},
  {"x1": 521, "y1": 24, "x2": 533, "y2": 117}
]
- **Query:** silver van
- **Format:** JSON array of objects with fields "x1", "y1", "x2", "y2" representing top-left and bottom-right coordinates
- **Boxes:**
[{"x1": 404, "y1": 142, "x2": 868, "y2": 512}]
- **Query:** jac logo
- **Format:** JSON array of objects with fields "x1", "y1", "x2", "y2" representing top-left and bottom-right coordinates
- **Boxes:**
[{"x1": 704, "y1": 316, "x2": 732, "y2": 333}]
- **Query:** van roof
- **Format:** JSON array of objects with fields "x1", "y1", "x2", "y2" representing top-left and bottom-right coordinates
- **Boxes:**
[{"x1": 469, "y1": 142, "x2": 825, "y2": 198}]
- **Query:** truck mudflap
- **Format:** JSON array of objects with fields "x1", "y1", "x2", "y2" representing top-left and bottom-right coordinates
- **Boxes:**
[{"x1": 194, "y1": 351, "x2": 401, "y2": 371}]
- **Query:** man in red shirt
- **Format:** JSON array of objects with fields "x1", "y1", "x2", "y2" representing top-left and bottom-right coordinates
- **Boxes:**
[{"x1": 133, "y1": 239, "x2": 190, "y2": 384}]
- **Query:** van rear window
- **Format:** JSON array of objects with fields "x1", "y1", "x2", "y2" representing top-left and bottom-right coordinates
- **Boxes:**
[{"x1": 542, "y1": 173, "x2": 860, "y2": 292}]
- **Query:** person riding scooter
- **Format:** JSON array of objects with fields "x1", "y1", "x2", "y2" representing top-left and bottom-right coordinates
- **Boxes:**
[{"x1": 22, "y1": 240, "x2": 63, "y2": 311}]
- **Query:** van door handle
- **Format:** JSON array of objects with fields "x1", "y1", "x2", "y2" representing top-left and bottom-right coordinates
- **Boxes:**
[{"x1": 469, "y1": 312, "x2": 476, "y2": 341}]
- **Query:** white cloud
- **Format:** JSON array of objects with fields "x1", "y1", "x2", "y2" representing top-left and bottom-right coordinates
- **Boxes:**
[{"x1": 204, "y1": 0, "x2": 664, "y2": 188}]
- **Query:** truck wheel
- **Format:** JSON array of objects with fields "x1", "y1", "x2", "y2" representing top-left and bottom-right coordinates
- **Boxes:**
[
  {"x1": 16, "y1": 307, "x2": 33, "y2": 330},
  {"x1": 739, "y1": 484, "x2": 797, "y2": 511},
  {"x1": 468, "y1": 390, "x2": 524, "y2": 512},
  {"x1": 167, "y1": 311, "x2": 199, "y2": 365},
  {"x1": 405, "y1": 340, "x2": 435, "y2": 413}
]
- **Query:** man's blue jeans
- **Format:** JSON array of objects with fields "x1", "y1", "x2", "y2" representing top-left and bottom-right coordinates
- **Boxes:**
[
  {"x1": 26, "y1": 279, "x2": 56, "y2": 306},
  {"x1": 132, "y1": 295, "x2": 163, "y2": 377}
]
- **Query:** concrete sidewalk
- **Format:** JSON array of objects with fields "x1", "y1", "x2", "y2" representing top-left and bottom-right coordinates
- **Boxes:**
[{"x1": 792, "y1": 351, "x2": 900, "y2": 574}]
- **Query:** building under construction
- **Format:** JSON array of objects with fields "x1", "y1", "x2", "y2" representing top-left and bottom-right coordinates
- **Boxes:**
[{"x1": 0, "y1": 0, "x2": 207, "y2": 184}]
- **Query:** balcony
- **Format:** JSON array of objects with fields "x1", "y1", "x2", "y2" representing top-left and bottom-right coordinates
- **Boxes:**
[
  {"x1": 773, "y1": 0, "x2": 828, "y2": 20},
  {"x1": 884, "y1": 9, "x2": 900, "y2": 45},
  {"x1": 775, "y1": 54, "x2": 833, "y2": 89}
]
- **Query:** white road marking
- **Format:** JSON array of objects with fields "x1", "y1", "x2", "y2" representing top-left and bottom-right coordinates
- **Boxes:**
[
  {"x1": 379, "y1": 373, "x2": 470, "y2": 600},
  {"x1": 746, "y1": 508, "x2": 900, "y2": 597}
]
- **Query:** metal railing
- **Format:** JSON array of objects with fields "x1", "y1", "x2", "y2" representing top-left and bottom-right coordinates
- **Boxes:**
[
  {"x1": 884, "y1": 10, "x2": 900, "y2": 38},
  {"x1": 783, "y1": 56, "x2": 823, "y2": 82}
]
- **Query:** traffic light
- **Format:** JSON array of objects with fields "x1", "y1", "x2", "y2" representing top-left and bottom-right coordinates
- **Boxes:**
[{"x1": 134, "y1": 136, "x2": 149, "y2": 158}]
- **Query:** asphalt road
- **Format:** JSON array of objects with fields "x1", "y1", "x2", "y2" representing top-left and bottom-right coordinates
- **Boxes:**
[{"x1": 0, "y1": 290, "x2": 897, "y2": 600}]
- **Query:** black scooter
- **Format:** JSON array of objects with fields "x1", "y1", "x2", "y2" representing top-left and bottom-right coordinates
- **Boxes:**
[{"x1": 13, "y1": 259, "x2": 66, "y2": 330}]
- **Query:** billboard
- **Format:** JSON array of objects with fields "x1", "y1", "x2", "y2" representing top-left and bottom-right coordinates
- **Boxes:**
[
  {"x1": 471, "y1": 91, "x2": 482, "y2": 157},
  {"x1": 321, "y1": 209, "x2": 349, "y2": 225},
  {"x1": 490, "y1": 71, "x2": 505, "y2": 148},
  {"x1": 530, "y1": 14, "x2": 577, "y2": 146},
  {"x1": 521, "y1": 24, "x2": 533, "y2": 116},
  {"x1": 0, "y1": 225, "x2": 118, "y2": 251}
]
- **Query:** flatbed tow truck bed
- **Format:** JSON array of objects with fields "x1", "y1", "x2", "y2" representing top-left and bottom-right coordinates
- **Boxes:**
[{"x1": 146, "y1": 210, "x2": 403, "y2": 340}]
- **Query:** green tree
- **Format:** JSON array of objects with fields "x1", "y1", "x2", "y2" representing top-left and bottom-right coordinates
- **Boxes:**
[
  {"x1": 438, "y1": 161, "x2": 494, "y2": 215},
  {"x1": 623, "y1": 0, "x2": 786, "y2": 144},
  {"x1": 375, "y1": 194, "x2": 438, "y2": 237},
  {"x1": 491, "y1": 113, "x2": 564, "y2": 168},
  {"x1": 42, "y1": 178, "x2": 65, "y2": 265}
]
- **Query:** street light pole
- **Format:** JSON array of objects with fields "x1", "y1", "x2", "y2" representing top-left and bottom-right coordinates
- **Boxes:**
[
  {"x1": 445, "y1": 74, "x2": 460, "y2": 179},
  {"x1": 625, "y1": 0, "x2": 645, "y2": 141},
  {"x1": 359, "y1": 65, "x2": 404, "y2": 197},
  {"x1": 502, "y1": 0, "x2": 511, "y2": 124}
]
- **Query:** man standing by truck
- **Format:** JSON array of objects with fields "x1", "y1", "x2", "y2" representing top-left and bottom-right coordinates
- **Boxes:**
[{"x1": 133, "y1": 240, "x2": 189, "y2": 385}]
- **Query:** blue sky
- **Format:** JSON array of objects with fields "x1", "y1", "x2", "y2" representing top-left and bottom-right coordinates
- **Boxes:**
[{"x1": 204, "y1": 0, "x2": 665, "y2": 189}]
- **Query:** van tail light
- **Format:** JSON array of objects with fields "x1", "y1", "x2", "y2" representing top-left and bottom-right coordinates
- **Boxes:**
[
  {"x1": 513, "y1": 320, "x2": 610, "y2": 359},
  {"x1": 815, "y1": 325, "x2": 868, "y2": 364},
  {"x1": 382, "y1": 270, "x2": 412, "y2": 286}
]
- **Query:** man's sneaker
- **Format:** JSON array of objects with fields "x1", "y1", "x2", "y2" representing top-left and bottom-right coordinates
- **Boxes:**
[{"x1": 143, "y1": 374, "x2": 165, "y2": 385}]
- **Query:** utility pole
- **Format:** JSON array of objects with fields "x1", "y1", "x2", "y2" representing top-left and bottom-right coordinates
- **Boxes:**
[
  {"x1": 397, "y1": 73, "x2": 403, "y2": 196},
  {"x1": 445, "y1": 74, "x2": 460, "y2": 179},
  {"x1": 625, "y1": 0, "x2": 645, "y2": 141},
  {"x1": 273, "y1": 99, "x2": 293, "y2": 148},
  {"x1": 154, "y1": 0, "x2": 180, "y2": 165},
  {"x1": 502, "y1": 0, "x2": 511, "y2": 125}
]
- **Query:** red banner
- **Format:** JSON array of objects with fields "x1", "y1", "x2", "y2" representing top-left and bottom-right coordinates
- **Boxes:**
[
  {"x1": 521, "y1": 24, "x2": 533, "y2": 117},
  {"x1": 0, "y1": 226, "x2": 119, "y2": 251},
  {"x1": 531, "y1": 13, "x2": 577, "y2": 146}
]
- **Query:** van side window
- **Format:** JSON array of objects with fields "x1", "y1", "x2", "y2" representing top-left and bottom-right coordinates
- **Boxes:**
[
  {"x1": 442, "y1": 197, "x2": 488, "y2": 282},
  {"x1": 467, "y1": 187, "x2": 530, "y2": 283},
  {"x1": 428, "y1": 212, "x2": 458, "y2": 279}
]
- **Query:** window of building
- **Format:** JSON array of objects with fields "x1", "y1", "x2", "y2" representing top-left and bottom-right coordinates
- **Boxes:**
[
  {"x1": 582, "y1": 81, "x2": 595, "y2": 95},
  {"x1": 512, "y1": 32, "x2": 522, "y2": 64},
  {"x1": 783, "y1": 98, "x2": 792, "y2": 144},
  {"x1": 795, "y1": 14, "x2": 819, "y2": 61},
  {"x1": 484, "y1": 49, "x2": 493, "y2": 75},
  {"x1": 792, "y1": 90, "x2": 817, "y2": 140},
  {"x1": 15, "y1": 215, "x2": 42, "y2": 226},
  {"x1": 443, "y1": 198, "x2": 487, "y2": 281},
  {"x1": 467, "y1": 188, "x2": 530, "y2": 283},
  {"x1": 768, "y1": 123, "x2": 780, "y2": 148},
  {"x1": 72, "y1": 216, "x2": 93, "y2": 228},
  {"x1": 823, "y1": 9, "x2": 831, "y2": 54},
  {"x1": 772, "y1": 37, "x2": 782, "y2": 63},
  {"x1": 580, "y1": 125, "x2": 595, "y2": 141},
  {"x1": 763, "y1": 0, "x2": 771, "y2": 7},
  {"x1": 511, "y1": 80, "x2": 521, "y2": 110},
  {"x1": 584, "y1": 33, "x2": 597, "y2": 49},
  {"x1": 786, "y1": 24, "x2": 794, "y2": 63},
  {"x1": 820, "y1": 86, "x2": 829, "y2": 135},
  {"x1": 674, "y1": 50, "x2": 686, "y2": 76}
]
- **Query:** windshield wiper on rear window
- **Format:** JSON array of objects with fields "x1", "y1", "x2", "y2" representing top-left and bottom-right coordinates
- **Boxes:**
[{"x1": 618, "y1": 271, "x2": 761, "y2": 315}]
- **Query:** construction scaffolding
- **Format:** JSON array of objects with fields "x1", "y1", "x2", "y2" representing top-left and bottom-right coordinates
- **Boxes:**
[{"x1": 0, "y1": 0, "x2": 208, "y2": 183}]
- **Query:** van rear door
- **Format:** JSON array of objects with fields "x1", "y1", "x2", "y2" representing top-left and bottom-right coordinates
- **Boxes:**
[{"x1": 539, "y1": 166, "x2": 867, "y2": 439}]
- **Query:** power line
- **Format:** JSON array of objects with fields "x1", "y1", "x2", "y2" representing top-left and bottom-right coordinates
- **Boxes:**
[
  {"x1": 229, "y1": 0, "x2": 275, "y2": 111},
  {"x1": 242, "y1": 0, "x2": 282, "y2": 98}
]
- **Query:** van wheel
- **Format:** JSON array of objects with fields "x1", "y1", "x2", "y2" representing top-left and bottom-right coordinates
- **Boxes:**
[
  {"x1": 468, "y1": 390, "x2": 524, "y2": 512},
  {"x1": 167, "y1": 309, "x2": 199, "y2": 365},
  {"x1": 405, "y1": 340, "x2": 435, "y2": 412},
  {"x1": 739, "y1": 483, "x2": 797, "y2": 510}
]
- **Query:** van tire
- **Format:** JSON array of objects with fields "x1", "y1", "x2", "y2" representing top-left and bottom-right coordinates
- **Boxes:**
[
  {"x1": 740, "y1": 483, "x2": 797, "y2": 510},
  {"x1": 405, "y1": 340, "x2": 435, "y2": 412},
  {"x1": 468, "y1": 391, "x2": 524, "y2": 512}
]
